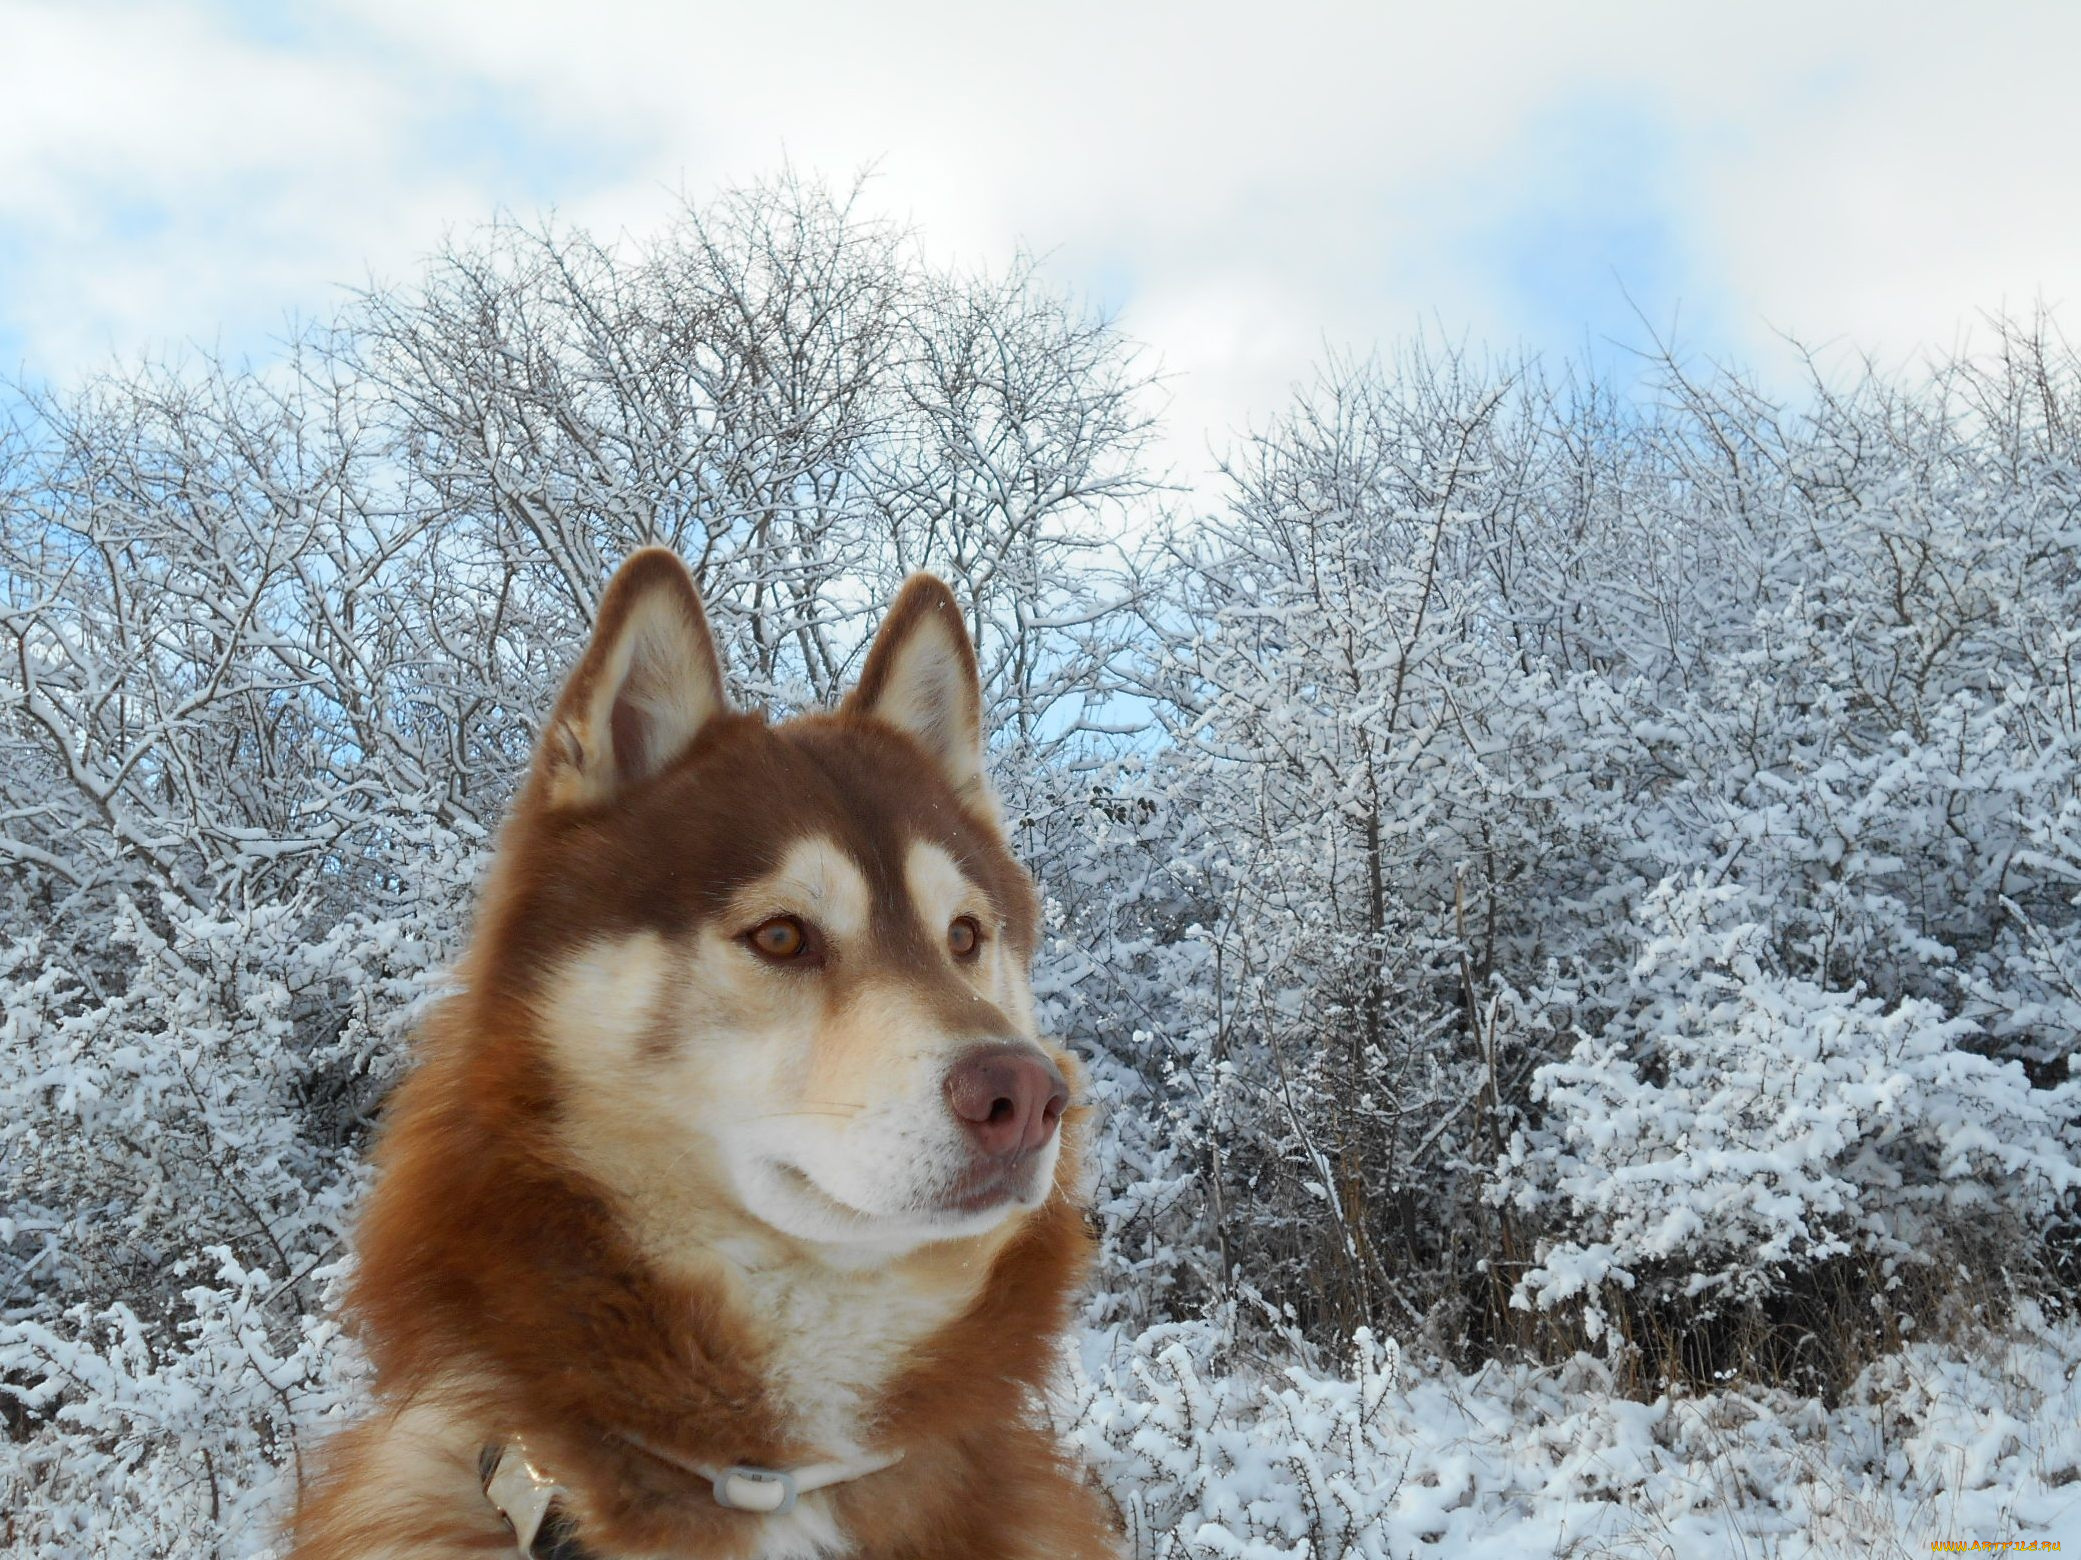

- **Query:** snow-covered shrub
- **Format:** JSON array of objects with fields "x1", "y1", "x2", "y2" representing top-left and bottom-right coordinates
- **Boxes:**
[
  {"x1": 2, "y1": 1260, "x2": 353, "y2": 1557},
  {"x1": 1978, "y1": 777, "x2": 2081, "y2": 1089},
  {"x1": 1508, "y1": 876, "x2": 2081, "y2": 1345},
  {"x1": 1067, "y1": 1314, "x2": 1406, "y2": 1559},
  {"x1": 1066, "y1": 1301, "x2": 2081, "y2": 1557},
  {"x1": 1124, "y1": 349, "x2": 1561, "y2": 1349},
  {"x1": 0, "y1": 892, "x2": 453, "y2": 1552}
]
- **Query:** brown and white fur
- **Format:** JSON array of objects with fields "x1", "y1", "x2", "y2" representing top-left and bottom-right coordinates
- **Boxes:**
[{"x1": 289, "y1": 551, "x2": 1119, "y2": 1559}]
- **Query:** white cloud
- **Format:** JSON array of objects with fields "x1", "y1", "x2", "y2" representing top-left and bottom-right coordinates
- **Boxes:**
[
  {"x1": 2, "y1": 0, "x2": 2077, "y2": 469},
  {"x1": 0, "y1": 1, "x2": 502, "y2": 370}
]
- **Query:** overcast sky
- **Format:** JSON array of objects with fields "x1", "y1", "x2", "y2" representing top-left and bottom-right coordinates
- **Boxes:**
[{"x1": 3, "y1": 0, "x2": 2076, "y2": 478}]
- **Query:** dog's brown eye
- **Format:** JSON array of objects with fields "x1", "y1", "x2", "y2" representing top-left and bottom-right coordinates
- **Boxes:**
[
  {"x1": 748, "y1": 916, "x2": 811, "y2": 962},
  {"x1": 948, "y1": 915, "x2": 982, "y2": 960}
]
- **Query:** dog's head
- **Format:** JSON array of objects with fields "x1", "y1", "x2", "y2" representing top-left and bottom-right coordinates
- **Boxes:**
[{"x1": 479, "y1": 549, "x2": 1067, "y2": 1258}]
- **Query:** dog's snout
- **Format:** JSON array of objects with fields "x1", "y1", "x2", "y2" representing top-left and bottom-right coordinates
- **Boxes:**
[{"x1": 944, "y1": 1045, "x2": 1068, "y2": 1159}]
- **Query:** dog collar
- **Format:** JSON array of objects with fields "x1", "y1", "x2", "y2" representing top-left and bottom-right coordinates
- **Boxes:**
[{"x1": 481, "y1": 1438, "x2": 906, "y2": 1556}]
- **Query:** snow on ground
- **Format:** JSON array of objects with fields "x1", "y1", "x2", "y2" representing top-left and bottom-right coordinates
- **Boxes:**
[
  {"x1": 6, "y1": 1297, "x2": 2077, "y2": 1555},
  {"x1": 1066, "y1": 1304, "x2": 2081, "y2": 1558}
]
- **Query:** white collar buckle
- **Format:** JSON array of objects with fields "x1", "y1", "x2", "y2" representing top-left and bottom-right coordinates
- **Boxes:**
[
  {"x1": 696, "y1": 1448, "x2": 906, "y2": 1515},
  {"x1": 710, "y1": 1464, "x2": 799, "y2": 1514}
]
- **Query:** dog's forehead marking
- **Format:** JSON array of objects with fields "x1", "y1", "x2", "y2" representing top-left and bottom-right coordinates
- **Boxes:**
[
  {"x1": 740, "y1": 833, "x2": 870, "y2": 942},
  {"x1": 903, "y1": 838, "x2": 984, "y2": 928}
]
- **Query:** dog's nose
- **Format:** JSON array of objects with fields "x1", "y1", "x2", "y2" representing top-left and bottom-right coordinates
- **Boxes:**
[{"x1": 944, "y1": 1045, "x2": 1069, "y2": 1159}]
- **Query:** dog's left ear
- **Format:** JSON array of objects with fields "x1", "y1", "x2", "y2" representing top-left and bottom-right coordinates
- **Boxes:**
[{"x1": 844, "y1": 574, "x2": 990, "y2": 808}]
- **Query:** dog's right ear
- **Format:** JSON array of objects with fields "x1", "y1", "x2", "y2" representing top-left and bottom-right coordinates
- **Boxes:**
[{"x1": 535, "y1": 548, "x2": 728, "y2": 811}]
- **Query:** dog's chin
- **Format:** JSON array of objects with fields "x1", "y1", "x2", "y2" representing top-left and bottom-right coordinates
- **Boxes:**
[{"x1": 738, "y1": 1156, "x2": 1047, "y2": 1252}]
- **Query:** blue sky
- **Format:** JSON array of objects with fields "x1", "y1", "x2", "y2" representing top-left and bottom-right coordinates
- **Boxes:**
[{"x1": 3, "y1": 0, "x2": 2076, "y2": 479}]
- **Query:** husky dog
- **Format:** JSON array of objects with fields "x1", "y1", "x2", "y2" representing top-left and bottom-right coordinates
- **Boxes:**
[{"x1": 291, "y1": 551, "x2": 1116, "y2": 1558}]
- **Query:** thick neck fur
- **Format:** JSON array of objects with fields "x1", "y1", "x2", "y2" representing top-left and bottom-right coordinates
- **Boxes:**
[{"x1": 343, "y1": 984, "x2": 1092, "y2": 1557}]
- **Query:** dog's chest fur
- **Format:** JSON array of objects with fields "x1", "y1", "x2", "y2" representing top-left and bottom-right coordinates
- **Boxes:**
[
  {"x1": 702, "y1": 1239, "x2": 978, "y2": 1559},
  {"x1": 720, "y1": 1236, "x2": 972, "y2": 1457}
]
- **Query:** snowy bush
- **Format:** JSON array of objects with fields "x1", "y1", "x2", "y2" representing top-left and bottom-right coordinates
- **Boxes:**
[
  {"x1": 1509, "y1": 875, "x2": 2081, "y2": 1339},
  {"x1": 1065, "y1": 1301, "x2": 2081, "y2": 1557},
  {"x1": 1068, "y1": 1315, "x2": 1406, "y2": 1559},
  {"x1": 0, "y1": 895, "x2": 446, "y2": 1554},
  {"x1": 1105, "y1": 327, "x2": 2081, "y2": 1363}
]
